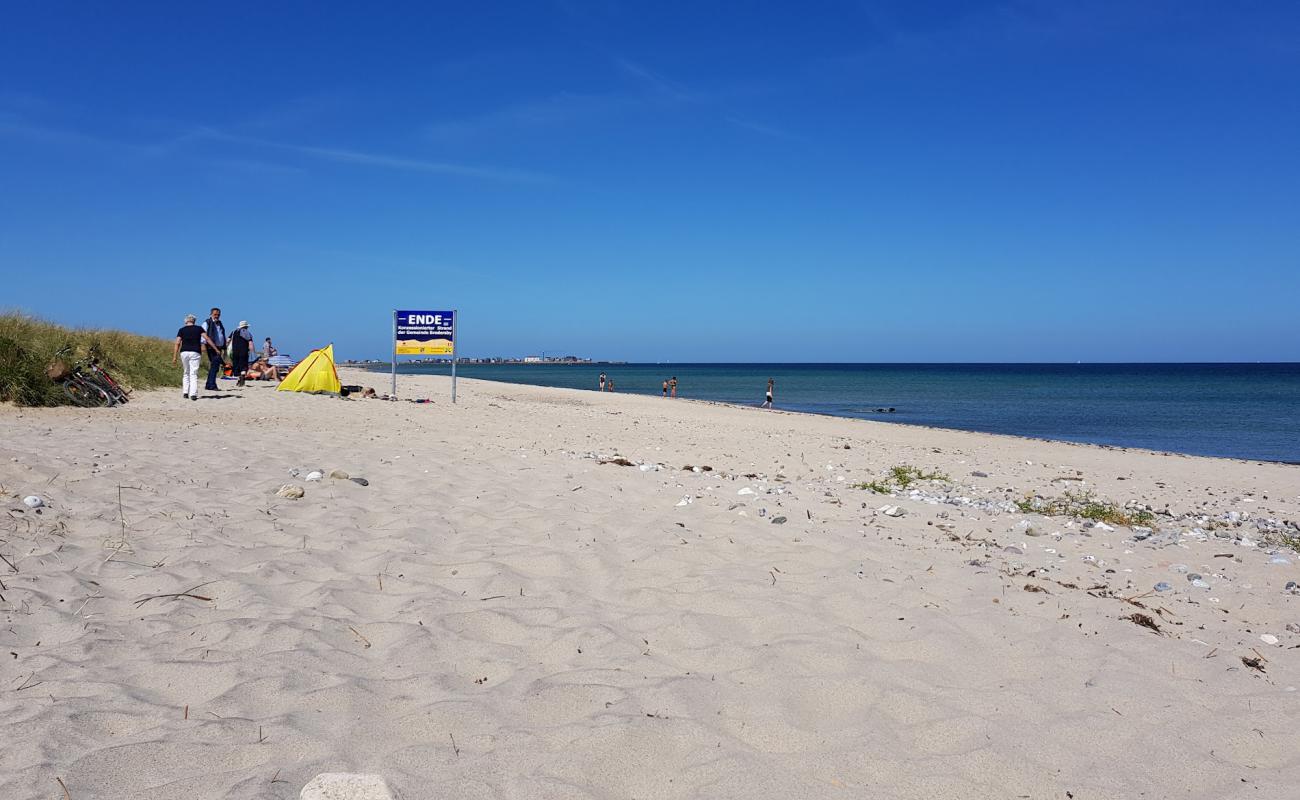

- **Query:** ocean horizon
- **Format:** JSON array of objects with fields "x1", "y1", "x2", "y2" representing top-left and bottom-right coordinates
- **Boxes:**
[{"x1": 374, "y1": 362, "x2": 1300, "y2": 464}]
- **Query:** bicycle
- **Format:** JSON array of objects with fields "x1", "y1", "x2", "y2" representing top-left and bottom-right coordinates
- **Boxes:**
[
  {"x1": 46, "y1": 360, "x2": 114, "y2": 407},
  {"x1": 83, "y1": 356, "x2": 130, "y2": 404}
]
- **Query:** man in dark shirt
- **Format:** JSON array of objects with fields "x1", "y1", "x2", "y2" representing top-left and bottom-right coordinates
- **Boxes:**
[{"x1": 203, "y1": 307, "x2": 227, "y2": 391}]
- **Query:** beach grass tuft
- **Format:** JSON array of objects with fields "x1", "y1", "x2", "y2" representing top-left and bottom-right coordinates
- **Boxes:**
[
  {"x1": 855, "y1": 464, "x2": 950, "y2": 493},
  {"x1": 0, "y1": 312, "x2": 179, "y2": 406},
  {"x1": 1015, "y1": 490, "x2": 1156, "y2": 527}
]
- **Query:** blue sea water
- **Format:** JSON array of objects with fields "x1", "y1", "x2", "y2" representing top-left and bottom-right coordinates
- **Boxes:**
[{"x1": 381, "y1": 363, "x2": 1300, "y2": 463}]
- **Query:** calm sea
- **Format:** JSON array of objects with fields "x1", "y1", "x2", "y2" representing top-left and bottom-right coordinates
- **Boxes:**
[{"x1": 378, "y1": 363, "x2": 1300, "y2": 463}]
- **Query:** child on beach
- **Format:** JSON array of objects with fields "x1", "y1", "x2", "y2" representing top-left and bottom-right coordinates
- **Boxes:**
[{"x1": 662, "y1": 379, "x2": 669, "y2": 397}]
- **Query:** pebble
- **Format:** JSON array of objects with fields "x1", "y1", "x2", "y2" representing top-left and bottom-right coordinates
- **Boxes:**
[
  {"x1": 1154, "y1": 582, "x2": 1172, "y2": 592},
  {"x1": 1171, "y1": 564, "x2": 1189, "y2": 574},
  {"x1": 737, "y1": 488, "x2": 755, "y2": 496},
  {"x1": 1286, "y1": 623, "x2": 1300, "y2": 634},
  {"x1": 328, "y1": 469, "x2": 349, "y2": 480},
  {"x1": 1287, "y1": 581, "x2": 1299, "y2": 594},
  {"x1": 771, "y1": 516, "x2": 787, "y2": 525},
  {"x1": 1186, "y1": 572, "x2": 1202, "y2": 582},
  {"x1": 1268, "y1": 555, "x2": 1291, "y2": 565},
  {"x1": 305, "y1": 471, "x2": 324, "y2": 482},
  {"x1": 349, "y1": 477, "x2": 369, "y2": 487},
  {"x1": 879, "y1": 505, "x2": 905, "y2": 517},
  {"x1": 675, "y1": 496, "x2": 692, "y2": 507},
  {"x1": 275, "y1": 484, "x2": 305, "y2": 499},
  {"x1": 22, "y1": 495, "x2": 43, "y2": 509},
  {"x1": 1190, "y1": 578, "x2": 1210, "y2": 589},
  {"x1": 1260, "y1": 634, "x2": 1279, "y2": 646},
  {"x1": 1002, "y1": 546, "x2": 1024, "y2": 555},
  {"x1": 970, "y1": 471, "x2": 989, "y2": 478}
]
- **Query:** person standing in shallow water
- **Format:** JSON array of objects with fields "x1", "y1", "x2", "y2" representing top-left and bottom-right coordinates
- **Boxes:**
[
  {"x1": 598, "y1": 372, "x2": 606, "y2": 391},
  {"x1": 762, "y1": 378, "x2": 774, "y2": 409},
  {"x1": 662, "y1": 379, "x2": 669, "y2": 397},
  {"x1": 669, "y1": 376, "x2": 677, "y2": 398}
]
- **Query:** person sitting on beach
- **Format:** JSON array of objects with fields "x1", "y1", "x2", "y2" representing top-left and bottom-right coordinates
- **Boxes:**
[{"x1": 244, "y1": 357, "x2": 281, "y2": 382}]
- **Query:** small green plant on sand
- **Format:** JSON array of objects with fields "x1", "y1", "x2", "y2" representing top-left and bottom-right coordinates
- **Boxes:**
[
  {"x1": 1016, "y1": 490, "x2": 1155, "y2": 527},
  {"x1": 854, "y1": 464, "x2": 950, "y2": 494}
]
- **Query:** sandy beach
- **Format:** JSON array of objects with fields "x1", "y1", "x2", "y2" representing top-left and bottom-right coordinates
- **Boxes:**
[{"x1": 2, "y1": 368, "x2": 1298, "y2": 799}]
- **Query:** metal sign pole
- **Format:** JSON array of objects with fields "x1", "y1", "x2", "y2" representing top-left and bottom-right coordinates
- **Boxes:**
[
  {"x1": 450, "y1": 309, "x2": 458, "y2": 404},
  {"x1": 391, "y1": 310, "x2": 397, "y2": 398}
]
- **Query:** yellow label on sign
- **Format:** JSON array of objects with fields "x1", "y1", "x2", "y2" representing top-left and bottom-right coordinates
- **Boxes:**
[{"x1": 395, "y1": 339, "x2": 453, "y2": 355}]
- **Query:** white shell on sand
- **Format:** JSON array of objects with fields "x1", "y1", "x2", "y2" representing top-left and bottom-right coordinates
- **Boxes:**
[
  {"x1": 306, "y1": 470, "x2": 324, "y2": 482},
  {"x1": 23, "y1": 495, "x2": 44, "y2": 508},
  {"x1": 300, "y1": 773, "x2": 395, "y2": 800}
]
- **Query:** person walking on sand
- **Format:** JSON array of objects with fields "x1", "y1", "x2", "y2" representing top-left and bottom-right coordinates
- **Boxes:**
[
  {"x1": 662, "y1": 379, "x2": 669, "y2": 397},
  {"x1": 762, "y1": 378, "x2": 774, "y2": 409},
  {"x1": 202, "y1": 307, "x2": 227, "y2": 391},
  {"x1": 599, "y1": 372, "x2": 606, "y2": 391},
  {"x1": 174, "y1": 314, "x2": 224, "y2": 400},
  {"x1": 669, "y1": 376, "x2": 678, "y2": 398},
  {"x1": 230, "y1": 321, "x2": 255, "y2": 386}
]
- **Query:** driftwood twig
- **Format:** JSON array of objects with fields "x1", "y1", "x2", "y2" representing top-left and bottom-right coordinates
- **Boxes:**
[{"x1": 134, "y1": 581, "x2": 216, "y2": 608}]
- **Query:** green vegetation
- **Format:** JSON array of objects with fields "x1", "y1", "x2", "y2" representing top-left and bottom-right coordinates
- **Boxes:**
[
  {"x1": 1015, "y1": 490, "x2": 1156, "y2": 527},
  {"x1": 854, "y1": 464, "x2": 950, "y2": 494},
  {"x1": 1272, "y1": 532, "x2": 1300, "y2": 554},
  {"x1": 0, "y1": 312, "x2": 179, "y2": 406}
]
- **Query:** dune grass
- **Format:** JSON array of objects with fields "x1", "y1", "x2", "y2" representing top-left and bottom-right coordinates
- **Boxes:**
[{"x1": 0, "y1": 312, "x2": 180, "y2": 406}]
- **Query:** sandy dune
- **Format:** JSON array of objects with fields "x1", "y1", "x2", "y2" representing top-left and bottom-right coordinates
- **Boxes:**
[{"x1": 2, "y1": 369, "x2": 1297, "y2": 799}]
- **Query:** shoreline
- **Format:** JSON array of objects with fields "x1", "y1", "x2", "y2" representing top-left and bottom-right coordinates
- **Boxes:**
[
  {"x1": 372, "y1": 368, "x2": 1300, "y2": 468},
  {"x1": 2, "y1": 370, "x2": 1298, "y2": 798}
]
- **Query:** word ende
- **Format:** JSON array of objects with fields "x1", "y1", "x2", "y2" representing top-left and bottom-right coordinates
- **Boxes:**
[{"x1": 395, "y1": 309, "x2": 455, "y2": 356}]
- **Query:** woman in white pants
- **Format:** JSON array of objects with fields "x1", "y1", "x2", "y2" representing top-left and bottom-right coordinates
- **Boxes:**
[{"x1": 173, "y1": 314, "x2": 224, "y2": 400}]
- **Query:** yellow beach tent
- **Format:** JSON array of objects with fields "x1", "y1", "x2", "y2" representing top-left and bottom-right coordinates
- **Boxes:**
[{"x1": 276, "y1": 344, "x2": 342, "y2": 394}]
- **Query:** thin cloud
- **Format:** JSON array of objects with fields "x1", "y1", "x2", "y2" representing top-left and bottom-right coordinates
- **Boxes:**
[
  {"x1": 613, "y1": 57, "x2": 695, "y2": 102},
  {"x1": 196, "y1": 129, "x2": 547, "y2": 183},
  {"x1": 425, "y1": 91, "x2": 635, "y2": 140},
  {"x1": 724, "y1": 116, "x2": 797, "y2": 140},
  {"x1": 0, "y1": 117, "x2": 547, "y2": 183}
]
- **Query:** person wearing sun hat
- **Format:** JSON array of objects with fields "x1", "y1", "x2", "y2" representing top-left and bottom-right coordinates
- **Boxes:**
[{"x1": 230, "y1": 319, "x2": 256, "y2": 386}]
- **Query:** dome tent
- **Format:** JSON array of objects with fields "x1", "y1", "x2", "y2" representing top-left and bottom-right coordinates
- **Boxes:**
[{"x1": 276, "y1": 344, "x2": 342, "y2": 395}]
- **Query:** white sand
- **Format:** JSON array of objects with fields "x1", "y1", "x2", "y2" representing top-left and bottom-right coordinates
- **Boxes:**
[{"x1": 2, "y1": 369, "x2": 1298, "y2": 799}]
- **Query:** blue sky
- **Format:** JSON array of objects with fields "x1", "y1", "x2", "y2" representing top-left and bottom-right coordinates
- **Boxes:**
[{"x1": 2, "y1": 1, "x2": 1297, "y2": 361}]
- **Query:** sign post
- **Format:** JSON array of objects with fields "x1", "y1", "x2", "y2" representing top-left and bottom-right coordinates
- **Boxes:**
[{"x1": 393, "y1": 309, "x2": 457, "y2": 402}]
